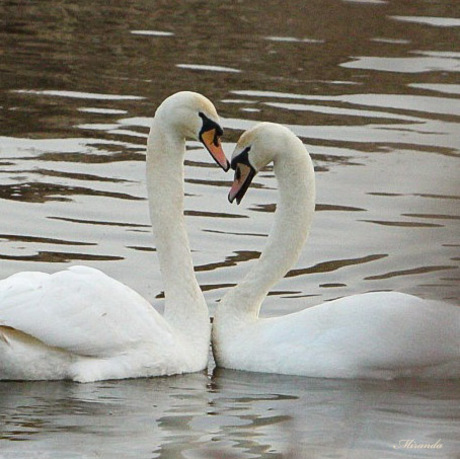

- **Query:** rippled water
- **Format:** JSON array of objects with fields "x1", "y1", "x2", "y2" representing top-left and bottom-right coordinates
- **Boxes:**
[
  {"x1": 1, "y1": 373, "x2": 459, "y2": 458},
  {"x1": 1, "y1": 0, "x2": 459, "y2": 457}
]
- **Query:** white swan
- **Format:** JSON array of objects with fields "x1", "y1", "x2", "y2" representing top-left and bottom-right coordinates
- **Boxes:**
[
  {"x1": 212, "y1": 122, "x2": 460, "y2": 379},
  {"x1": 0, "y1": 91, "x2": 229, "y2": 382}
]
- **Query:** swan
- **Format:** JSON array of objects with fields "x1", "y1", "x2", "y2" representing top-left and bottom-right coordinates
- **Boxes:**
[
  {"x1": 212, "y1": 122, "x2": 460, "y2": 379},
  {"x1": 0, "y1": 91, "x2": 229, "y2": 382}
]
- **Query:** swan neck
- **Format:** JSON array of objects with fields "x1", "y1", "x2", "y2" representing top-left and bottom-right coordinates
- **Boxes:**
[
  {"x1": 146, "y1": 118, "x2": 208, "y2": 329},
  {"x1": 220, "y1": 144, "x2": 315, "y2": 321}
]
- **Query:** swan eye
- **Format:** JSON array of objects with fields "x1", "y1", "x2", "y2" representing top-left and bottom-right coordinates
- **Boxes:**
[
  {"x1": 230, "y1": 146, "x2": 252, "y2": 170},
  {"x1": 198, "y1": 112, "x2": 223, "y2": 137},
  {"x1": 198, "y1": 113, "x2": 229, "y2": 171}
]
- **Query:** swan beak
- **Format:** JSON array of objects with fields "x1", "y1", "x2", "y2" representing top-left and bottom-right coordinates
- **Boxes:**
[
  {"x1": 228, "y1": 163, "x2": 256, "y2": 204},
  {"x1": 200, "y1": 129, "x2": 230, "y2": 172}
]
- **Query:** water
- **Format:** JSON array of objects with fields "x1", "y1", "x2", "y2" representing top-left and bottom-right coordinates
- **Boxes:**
[
  {"x1": 1, "y1": 374, "x2": 458, "y2": 458},
  {"x1": 1, "y1": 0, "x2": 459, "y2": 457}
]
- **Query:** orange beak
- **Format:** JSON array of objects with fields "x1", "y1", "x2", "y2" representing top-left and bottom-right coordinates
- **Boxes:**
[
  {"x1": 228, "y1": 162, "x2": 256, "y2": 204},
  {"x1": 200, "y1": 129, "x2": 230, "y2": 172}
]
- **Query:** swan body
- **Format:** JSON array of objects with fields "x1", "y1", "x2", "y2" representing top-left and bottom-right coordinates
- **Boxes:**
[
  {"x1": 0, "y1": 91, "x2": 228, "y2": 382},
  {"x1": 0, "y1": 267, "x2": 192, "y2": 382},
  {"x1": 212, "y1": 122, "x2": 460, "y2": 379}
]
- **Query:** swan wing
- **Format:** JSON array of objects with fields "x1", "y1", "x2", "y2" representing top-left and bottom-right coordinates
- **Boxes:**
[{"x1": 0, "y1": 266, "x2": 173, "y2": 357}]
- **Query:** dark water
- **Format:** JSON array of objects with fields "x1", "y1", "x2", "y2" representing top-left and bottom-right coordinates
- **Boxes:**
[{"x1": 1, "y1": 0, "x2": 459, "y2": 457}]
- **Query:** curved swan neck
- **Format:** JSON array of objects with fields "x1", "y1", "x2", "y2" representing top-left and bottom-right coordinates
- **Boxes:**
[
  {"x1": 220, "y1": 139, "x2": 315, "y2": 321},
  {"x1": 146, "y1": 117, "x2": 207, "y2": 329}
]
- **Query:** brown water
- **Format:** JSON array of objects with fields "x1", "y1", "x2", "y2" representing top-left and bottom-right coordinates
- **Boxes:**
[{"x1": 1, "y1": 0, "x2": 459, "y2": 457}]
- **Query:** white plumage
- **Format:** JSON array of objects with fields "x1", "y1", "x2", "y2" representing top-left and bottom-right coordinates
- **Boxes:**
[
  {"x1": 212, "y1": 122, "x2": 460, "y2": 379},
  {"x1": 0, "y1": 91, "x2": 227, "y2": 382},
  {"x1": 0, "y1": 266, "x2": 180, "y2": 382}
]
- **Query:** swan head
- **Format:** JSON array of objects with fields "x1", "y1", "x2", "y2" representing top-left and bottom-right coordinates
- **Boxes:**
[
  {"x1": 229, "y1": 122, "x2": 293, "y2": 204},
  {"x1": 155, "y1": 91, "x2": 229, "y2": 171}
]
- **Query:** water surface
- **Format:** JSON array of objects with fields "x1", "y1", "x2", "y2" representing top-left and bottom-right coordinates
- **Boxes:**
[{"x1": 1, "y1": 0, "x2": 459, "y2": 457}]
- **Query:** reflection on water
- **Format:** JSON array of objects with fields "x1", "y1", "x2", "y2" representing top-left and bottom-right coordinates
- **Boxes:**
[
  {"x1": 1, "y1": 0, "x2": 459, "y2": 456},
  {"x1": 1, "y1": 370, "x2": 459, "y2": 458}
]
